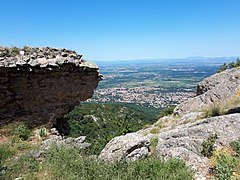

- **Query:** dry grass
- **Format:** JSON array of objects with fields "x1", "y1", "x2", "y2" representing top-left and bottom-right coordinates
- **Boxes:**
[
  {"x1": 0, "y1": 122, "x2": 23, "y2": 145},
  {"x1": 205, "y1": 105, "x2": 225, "y2": 118},
  {"x1": 149, "y1": 127, "x2": 161, "y2": 134}
]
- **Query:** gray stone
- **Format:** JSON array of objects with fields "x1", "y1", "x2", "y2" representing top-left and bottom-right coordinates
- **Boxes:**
[
  {"x1": 28, "y1": 59, "x2": 38, "y2": 66},
  {"x1": 16, "y1": 59, "x2": 26, "y2": 65},
  {"x1": 50, "y1": 128, "x2": 59, "y2": 135},
  {"x1": 176, "y1": 111, "x2": 205, "y2": 125},
  {"x1": 32, "y1": 134, "x2": 91, "y2": 159},
  {"x1": 29, "y1": 149, "x2": 44, "y2": 158},
  {"x1": 126, "y1": 147, "x2": 149, "y2": 161},
  {"x1": 74, "y1": 136, "x2": 86, "y2": 143},
  {"x1": 174, "y1": 67, "x2": 240, "y2": 116},
  {"x1": 100, "y1": 113, "x2": 240, "y2": 178},
  {"x1": 155, "y1": 113, "x2": 240, "y2": 177},
  {"x1": 99, "y1": 132, "x2": 150, "y2": 162},
  {"x1": 19, "y1": 50, "x2": 25, "y2": 56}
]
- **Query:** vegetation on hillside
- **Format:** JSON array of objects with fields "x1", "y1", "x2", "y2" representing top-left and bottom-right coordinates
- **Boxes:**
[
  {"x1": 0, "y1": 111, "x2": 194, "y2": 180},
  {"x1": 218, "y1": 58, "x2": 240, "y2": 73},
  {"x1": 201, "y1": 134, "x2": 218, "y2": 157},
  {"x1": 0, "y1": 46, "x2": 21, "y2": 57},
  {"x1": 210, "y1": 145, "x2": 240, "y2": 179},
  {"x1": 0, "y1": 143, "x2": 194, "y2": 180},
  {"x1": 65, "y1": 103, "x2": 158, "y2": 154},
  {"x1": 157, "y1": 105, "x2": 176, "y2": 119}
]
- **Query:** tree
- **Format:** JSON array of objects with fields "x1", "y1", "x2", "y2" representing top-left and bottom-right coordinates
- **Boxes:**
[
  {"x1": 218, "y1": 63, "x2": 228, "y2": 73},
  {"x1": 228, "y1": 61, "x2": 236, "y2": 69},
  {"x1": 236, "y1": 58, "x2": 240, "y2": 67}
]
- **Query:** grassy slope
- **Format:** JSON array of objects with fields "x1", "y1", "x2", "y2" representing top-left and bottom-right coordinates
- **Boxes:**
[{"x1": 1, "y1": 144, "x2": 194, "y2": 180}]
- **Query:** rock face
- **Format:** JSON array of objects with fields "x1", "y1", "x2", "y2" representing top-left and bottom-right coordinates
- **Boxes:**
[
  {"x1": 0, "y1": 47, "x2": 101, "y2": 127},
  {"x1": 99, "y1": 133, "x2": 150, "y2": 162},
  {"x1": 99, "y1": 113, "x2": 240, "y2": 178},
  {"x1": 155, "y1": 113, "x2": 240, "y2": 177},
  {"x1": 174, "y1": 67, "x2": 240, "y2": 116}
]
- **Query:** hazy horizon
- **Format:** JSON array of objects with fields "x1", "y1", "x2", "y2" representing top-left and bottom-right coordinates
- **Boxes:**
[{"x1": 92, "y1": 56, "x2": 238, "y2": 62}]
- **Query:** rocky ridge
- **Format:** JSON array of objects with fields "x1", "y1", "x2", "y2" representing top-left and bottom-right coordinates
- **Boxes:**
[
  {"x1": 0, "y1": 47, "x2": 101, "y2": 129},
  {"x1": 99, "y1": 67, "x2": 240, "y2": 179}
]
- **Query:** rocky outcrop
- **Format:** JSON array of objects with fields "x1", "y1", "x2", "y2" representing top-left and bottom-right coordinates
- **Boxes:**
[
  {"x1": 155, "y1": 113, "x2": 240, "y2": 177},
  {"x1": 99, "y1": 113, "x2": 240, "y2": 178},
  {"x1": 174, "y1": 67, "x2": 240, "y2": 116},
  {"x1": 0, "y1": 47, "x2": 101, "y2": 127},
  {"x1": 99, "y1": 133, "x2": 150, "y2": 162}
]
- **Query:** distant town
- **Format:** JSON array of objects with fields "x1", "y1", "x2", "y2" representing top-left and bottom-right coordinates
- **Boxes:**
[
  {"x1": 86, "y1": 59, "x2": 225, "y2": 108},
  {"x1": 88, "y1": 86, "x2": 194, "y2": 108}
]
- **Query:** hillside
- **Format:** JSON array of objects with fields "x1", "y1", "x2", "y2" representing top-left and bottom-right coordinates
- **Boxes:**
[
  {"x1": 66, "y1": 103, "x2": 158, "y2": 154},
  {"x1": 99, "y1": 67, "x2": 240, "y2": 179}
]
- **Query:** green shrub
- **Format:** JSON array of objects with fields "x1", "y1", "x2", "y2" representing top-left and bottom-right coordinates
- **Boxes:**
[
  {"x1": 218, "y1": 63, "x2": 228, "y2": 73},
  {"x1": 13, "y1": 124, "x2": 31, "y2": 141},
  {"x1": 1, "y1": 145, "x2": 194, "y2": 179},
  {"x1": 201, "y1": 134, "x2": 218, "y2": 157},
  {"x1": 150, "y1": 137, "x2": 158, "y2": 155},
  {"x1": 218, "y1": 58, "x2": 240, "y2": 73},
  {"x1": 11, "y1": 47, "x2": 20, "y2": 56},
  {"x1": 39, "y1": 127, "x2": 47, "y2": 138},
  {"x1": 214, "y1": 154, "x2": 237, "y2": 180},
  {"x1": 158, "y1": 105, "x2": 176, "y2": 119},
  {"x1": 230, "y1": 139, "x2": 240, "y2": 155},
  {"x1": 0, "y1": 144, "x2": 13, "y2": 168}
]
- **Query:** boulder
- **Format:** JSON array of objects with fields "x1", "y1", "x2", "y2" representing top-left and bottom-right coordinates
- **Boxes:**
[
  {"x1": 30, "y1": 134, "x2": 91, "y2": 159},
  {"x1": 99, "y1": 133, "x2": 150, "y2": 162}
]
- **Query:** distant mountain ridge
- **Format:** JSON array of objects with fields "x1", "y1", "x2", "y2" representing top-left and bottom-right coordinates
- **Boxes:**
[{"x1": 93, "y1": 57, "x2": 238, "y2": 66}]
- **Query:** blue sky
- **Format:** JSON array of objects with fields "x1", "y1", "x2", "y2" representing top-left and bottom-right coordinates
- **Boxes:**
[{"x1": 0, "y1": 0, "x2": 240, "y2": 60}]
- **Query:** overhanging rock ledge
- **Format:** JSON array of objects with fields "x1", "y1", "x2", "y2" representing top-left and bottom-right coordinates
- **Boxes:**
[{"x1": 0, "y1": 47, "x2": 102, "y2": 128}]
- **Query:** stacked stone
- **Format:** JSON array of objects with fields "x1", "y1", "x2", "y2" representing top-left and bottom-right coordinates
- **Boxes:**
[{"x1": 0, "y1": 47, "x2": 101, "y2": 127}]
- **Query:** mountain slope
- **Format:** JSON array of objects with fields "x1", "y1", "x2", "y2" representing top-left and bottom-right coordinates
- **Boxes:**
[
  {"x1": 66, "y1": 103, "x2": 157, "y2": 154},
  {"x1": 99, "y1": 67, "x2": 240, "y2": 179}
]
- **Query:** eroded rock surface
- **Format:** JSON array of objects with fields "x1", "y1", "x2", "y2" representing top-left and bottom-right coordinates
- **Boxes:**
[
  {"x1": 156, "y1": 113, "x2": 240, "y2": 177},
  {"x1": 0, "y1": 47, "x2": 101, "y2": 126},
  {"x1": 99, "y1": 113, "x2": 240, "y2": 178},
  {"x1": 99, "y1": 133, "x2": 150, "y2": 162},
  {"x1": 174, "y1": 67, "x2": 240, "y2": 116}
]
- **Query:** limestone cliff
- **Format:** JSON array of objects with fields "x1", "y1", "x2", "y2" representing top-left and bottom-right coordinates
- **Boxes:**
[{"x1": 0, "y1": 47, "x2": 102, "y2": 128}]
